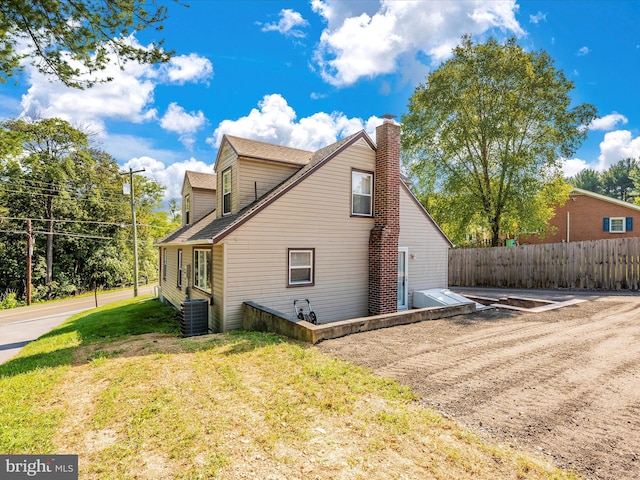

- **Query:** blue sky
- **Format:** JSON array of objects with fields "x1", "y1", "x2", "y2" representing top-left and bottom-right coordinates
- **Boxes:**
[{"x1": 1, "y1": 0, "x2": 639, "y2": 202}]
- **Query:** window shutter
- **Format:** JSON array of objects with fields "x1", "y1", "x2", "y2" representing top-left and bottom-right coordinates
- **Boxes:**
[
  {"x1": 626, "y1": 217, "x2": 633, "y2": 232},
  {"x1": 603, "y1": 217, "x2": 610, "y2": 232}
]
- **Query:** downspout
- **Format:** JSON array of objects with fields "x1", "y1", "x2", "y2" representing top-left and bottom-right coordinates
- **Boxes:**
[{"x1": 566, "y1": 211, "x2": 570, "y2": 243}]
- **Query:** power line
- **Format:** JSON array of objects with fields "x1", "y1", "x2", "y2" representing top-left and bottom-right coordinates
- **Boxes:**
[
  {"x1": 0, "y1": 229, "x2": 113, "y2": 240},
  {"x1": 1, "y1": 178, "x2": 126, "y2": 200},
  {"x1": 0, "y1": 216, "x2": 127, "y2": 226},
  {"x1": 0, "y1": 187, "x2": 129, "y2": 205}
]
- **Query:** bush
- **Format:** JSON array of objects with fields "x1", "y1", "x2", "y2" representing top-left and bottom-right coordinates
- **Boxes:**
[{"x1": 0, "y1": 290, "x2": 22, "y2": 310}]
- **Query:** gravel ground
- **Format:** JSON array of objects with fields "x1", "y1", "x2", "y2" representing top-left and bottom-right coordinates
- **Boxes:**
[{"x1": 316, "y1": 293, "x2": 640, "y2": 480}]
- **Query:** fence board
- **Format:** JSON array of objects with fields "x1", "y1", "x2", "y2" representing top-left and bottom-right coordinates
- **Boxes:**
[{"x1": 449, "y1": 238, "x2": 640, "y2": 291}]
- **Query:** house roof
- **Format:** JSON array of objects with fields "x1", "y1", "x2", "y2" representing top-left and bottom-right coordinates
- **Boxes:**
[
  {"x1": 571, "y1": 187, "x2": 640, "y2": 212},
  {"x1": 157, "y1": 129, "x2": 451, "y2": 248},
  {"x1": 157, "y1": 131, "x2": 371, "y2": 246},
  {"x1": 222, "y1": 135, "x2": 313, "y2": 166},
  {"x1": 185, "y1": 170, "x2": 216, "y2": 190}
]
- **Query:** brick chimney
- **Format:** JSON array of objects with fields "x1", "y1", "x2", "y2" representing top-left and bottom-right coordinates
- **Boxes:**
[{"x1": 369, "y1": 115, "x2": 400, "y2": 316}]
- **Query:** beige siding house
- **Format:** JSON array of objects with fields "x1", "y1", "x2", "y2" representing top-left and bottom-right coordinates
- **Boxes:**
[{"x1": 156, "y1": 119, "x2": 451, "y2": 333}]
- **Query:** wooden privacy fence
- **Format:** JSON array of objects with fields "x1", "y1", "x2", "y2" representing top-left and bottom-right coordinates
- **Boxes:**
[{"x1": 449, "y1": 237, "x2": 640, "y2": 290}]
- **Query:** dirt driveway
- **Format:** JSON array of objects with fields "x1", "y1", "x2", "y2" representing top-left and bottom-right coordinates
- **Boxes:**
[{"x1": 316, "y1": 292, "x2": 640, "y2": 480}]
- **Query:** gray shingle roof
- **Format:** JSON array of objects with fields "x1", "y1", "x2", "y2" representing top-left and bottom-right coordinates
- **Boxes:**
[
  {"x1": 224, "y1": 135, "x2": 313, "y2": 165},
  {"x1": 185, "y1": 170, "x2": 216, "y2": 190}
]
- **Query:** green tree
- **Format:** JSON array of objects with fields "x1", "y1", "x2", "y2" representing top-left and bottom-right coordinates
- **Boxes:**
[
  {"x1": 0, "y1": 0, "x2": 175, "y2": 88},
  {"x1": 569, "y1": 169, "x2": 602, "y2": 193},
  {"x1": 2, "y1": 117, "x2": 92, "y2": 284},
  {"x1": 402, "y1": 36, "x2": 597, "y2": 246},
  {"x1": 601, "y1": 158, "x2": 638, "y2": 202}
]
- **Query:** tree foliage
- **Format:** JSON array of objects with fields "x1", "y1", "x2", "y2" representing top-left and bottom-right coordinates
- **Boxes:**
[
  {"x1": 569, "y1": 168, "x2": 603, "y2": 194},
  {"x1": 402, "y1": 36, "x2": 597, "y2": 246},
  {"x1": 0, "y1": 117, "x2": 173, "y2": 301},
  {"x1": 0, "y1": 0, "x2": 175, "y2": 88},
  {"x1": 569, "y1": 158, "x2": 639, "y2": 204}
]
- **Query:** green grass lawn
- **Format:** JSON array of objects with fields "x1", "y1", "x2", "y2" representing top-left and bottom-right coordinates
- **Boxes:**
[{"x1": 0, "y1": 297, "x2": 581, "y2": 479}]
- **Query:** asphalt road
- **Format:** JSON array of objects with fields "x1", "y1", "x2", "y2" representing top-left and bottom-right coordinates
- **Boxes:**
[{"x1": 0, "y1": 285, "x2": 157, "y2": 365}]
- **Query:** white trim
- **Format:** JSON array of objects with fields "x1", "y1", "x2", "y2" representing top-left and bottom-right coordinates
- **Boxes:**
[
  {"x1": 572, "y1": 188, "x2": 640, "y2": 212},
  {"x1": 288, "y1": 249, "x2": 314, "y2": 286},
  {"x1": 193, "y1": 248, "x2": 212, "y2": 293},
  {"x1": 609, "y1": 217, "x2": 626, "y2": 233},
  {"x1": 351, "y1": 170, "x2": 373, "y2": 216}
]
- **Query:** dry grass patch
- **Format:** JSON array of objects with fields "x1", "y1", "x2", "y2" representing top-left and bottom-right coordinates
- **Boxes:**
[{"x1": 53, "y1": 332, "x2": 577, "y2": 479}]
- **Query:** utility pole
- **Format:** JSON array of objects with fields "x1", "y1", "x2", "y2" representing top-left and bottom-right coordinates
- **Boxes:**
[
  {"x1": 120, "y1": 168, "x2": 145, "y2": 297},
  {"x1": 26, "y1": 219, "x2": 32, "y2": 305}
]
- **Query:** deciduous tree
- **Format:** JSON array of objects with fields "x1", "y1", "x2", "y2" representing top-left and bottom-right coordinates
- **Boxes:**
[{"x1": 402, "y1": 36, "x2": 597, "y2": 246}]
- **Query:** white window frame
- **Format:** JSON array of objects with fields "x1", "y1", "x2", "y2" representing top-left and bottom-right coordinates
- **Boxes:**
[
  {"x1": 177, "y1": 249, "x2": 183, "y2": 288},
  {"x1": 288, "y1": 248, "x2": 314, "y2": 286},
  {"x1": 351, "y1": 170, "x2": 373, "y2": 216},
  {"x1": 193, "y1": 248, "x2": 212, "y2": 293},
  {"x1": 222, "y1": 168, "x2": 232, "y2": 215},
  {"x1": 609, "y1": 217, "x2": 625, "y2": 233}
]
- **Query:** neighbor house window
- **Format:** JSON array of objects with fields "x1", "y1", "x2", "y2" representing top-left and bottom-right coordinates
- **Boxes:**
[
  {"x1": 194, "y1": 248, "x2": 212, "y2": 292},
  {"x1": 288, "y1": 248, "x2": 314, "y2": 286},
  {"x1": 352, "y1": 170, "x2": 373, "y2": 216},
  {"x1": 223, "y1": 168, "x2": 232, "y2": 215},
  {"x1": 162, "y1": 248, "x2": 167, "y2": 281},
  {"x1": 604, "y1": 217, "x2": 633, "y2": 233},
  {"x1": 177, "y1": 249, "x2": 183, "y2": 288},
  {"x1": 184, "y1": 194, "x2": 191, "y2": 225}
]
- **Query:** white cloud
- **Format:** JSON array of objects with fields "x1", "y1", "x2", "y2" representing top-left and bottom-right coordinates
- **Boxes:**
[
  {"x1": 597, "y1": 130, "x2": 640, "y2": 171},
  {"x1": 529, "y1": 11, "x2": 547, "y2": 24},
  {"x1": 588, "y1": 112, "x2": 628, "y2": 131},
  {"x1": 562, "y1": 157, "x2": 590, "y2": 177},
  {"x1": 20, "y1": 50, "x2": 158, "y2": 134},
  {"x1": 261, "y1": 9, "x2": 309, "y2": 37},
  {"x1": 209, "y1": 93, "x2": 383, "y2": 151},
  {"x1": 18, "y1": 37, "x2": 212, "y2": 137},
  {"x1": 577, "y1": 46, "x2": 590, "y2": 56},
  {"x1": 312, "y1": 0, "x2": 524, "y2": 87},
  {"x1": 160, "y1": 102, "x2": 206, "y2": 149},
  {"x1": 122, "y1": 156, "x2": 214, "y2": 202},
  {"x1": 160, "y1": 53, "x2": 213, "y2": 85}
]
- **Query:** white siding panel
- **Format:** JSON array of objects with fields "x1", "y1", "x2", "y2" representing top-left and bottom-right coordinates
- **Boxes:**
[
  {"x1": 159, "y1": 245, "x2": 212, "y2": 322},
  {"x1": 399, "y1": 188, "x2": 450, "y2": 304},
  {"x1": 221, "y1": 144, "x2": 376, "y2": 330},
  {"x1": 212, "y1": 244, "x2": 224, "y2": 332},
  {"x1": 191, "y1": 189, "x2": 216, "y2": 223},
  {"x1": 238, "y1": 159, "x2": 299, "y2": 210}
]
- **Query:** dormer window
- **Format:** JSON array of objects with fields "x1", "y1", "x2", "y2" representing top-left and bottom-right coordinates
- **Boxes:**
[
  {"x1": 223, "y1": 168, "x2": 232, "y2": 215},
  {"x1": 184, "y1": 194, "x2": 191, "y2": 225}
]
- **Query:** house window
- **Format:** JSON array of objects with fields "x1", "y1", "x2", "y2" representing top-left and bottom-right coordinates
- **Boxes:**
[
  {"x1": 184, "y1": 194, "x2": 191, "y2": 225},
  {"x1": 193, "y1": 248, "x2": 212, "y2": 292},
  {"x1": 352, "y1": 170, "x2": 373, "y2": 216},
  {"x1": 604, "y1": 217, "x2": 633, "y2": 233},
  {"x1": 177, "y1": 249, "x2": 183, "y2": 288},
  {"x1": 223, "y1": 168, "x2": 232, "y2": 215},
  {"x1": 288, "y1": 248, "x2": 314, "y2": 286},
  {"x1": 162, "y1": 248, "x2": 167, "y2": 281}
]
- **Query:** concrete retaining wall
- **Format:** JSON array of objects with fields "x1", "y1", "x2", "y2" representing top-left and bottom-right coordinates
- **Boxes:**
[{"x1": 242, "y1": 301, "x2": 475, "y2": 344}]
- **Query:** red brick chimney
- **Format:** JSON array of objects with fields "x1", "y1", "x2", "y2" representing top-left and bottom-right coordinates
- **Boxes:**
[{"x1": 369, "y1": 115, "x2": 400, "y2": 316}]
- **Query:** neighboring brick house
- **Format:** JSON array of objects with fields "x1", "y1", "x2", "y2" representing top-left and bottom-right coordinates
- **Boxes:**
[
  {"x1": 521, "y1": 187, "x2": 640, "y2": 244},
  {"x1": 156, "y1": 118, "x2": 452, "y2": 332}
]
